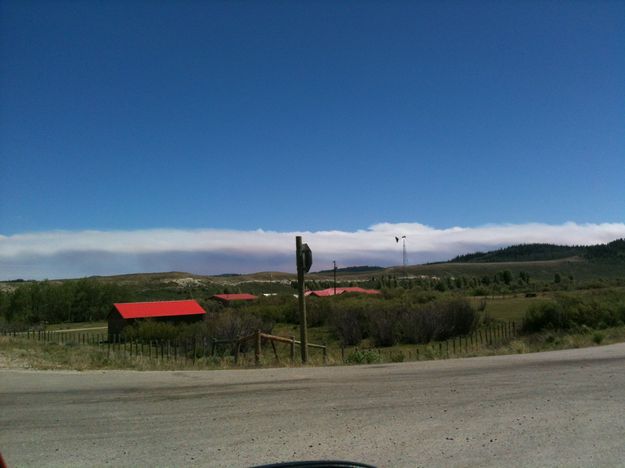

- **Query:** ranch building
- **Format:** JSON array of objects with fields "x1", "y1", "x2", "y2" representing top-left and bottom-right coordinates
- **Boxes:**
[
  {"x1": 108, "y1": 300, "x2": 206, "y2": 337},
  {"x1": 305, "y1": 287, "x2": 381, "y2": 297},
  {"x1": 210, "y1": 293, "x2": 258, "y2": 305}
]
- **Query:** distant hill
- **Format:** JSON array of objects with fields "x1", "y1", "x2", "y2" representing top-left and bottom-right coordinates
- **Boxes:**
[
  {"x1": 315, "y1": 265, "x2": 385, "y2": 274},
  {"x1": 450, "y1": 239, "x2": 625, "y2": 263},
  {"x1": 3, "y1": 241, "x2": 623, "y2": 292},
  {"x1": 585, "y1": 239, "x2": 625, "y2": 262}
]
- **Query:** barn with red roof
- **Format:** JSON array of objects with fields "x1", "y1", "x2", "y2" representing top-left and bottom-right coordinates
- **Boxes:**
[
  {"x1": 305, "y1": 287, "x2": 381, "y2": 297},
  {"x1": 210, "y1": 293, "x2": 258, "y2": 305},
  {"x1": 108, "y1": 300, "x2": 206, "y2": 336}
]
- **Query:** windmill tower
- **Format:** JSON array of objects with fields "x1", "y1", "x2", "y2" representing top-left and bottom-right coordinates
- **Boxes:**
[{"x1": 395, "y1": 235, "x2": 407, "y2": 277}]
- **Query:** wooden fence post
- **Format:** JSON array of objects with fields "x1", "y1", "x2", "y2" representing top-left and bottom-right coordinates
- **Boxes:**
[
  {"x1": 255, "y1": 330, "x2": 261, "y2": 366},
  {"x1": 290, "y1": 336, "x2": 295, "y2": 363},
  {"x1": 270, "y1": 338, "x2": 279, "y2": 363}
]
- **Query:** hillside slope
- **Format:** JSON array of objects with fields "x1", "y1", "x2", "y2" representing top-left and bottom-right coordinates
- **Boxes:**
[{"x1": 450, "y1": 239, "x2": 625, "y2": 264}]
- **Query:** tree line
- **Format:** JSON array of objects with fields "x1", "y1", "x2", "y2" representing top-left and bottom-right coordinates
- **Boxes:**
[{"x1": 0, "y1": 279, "x2": 130, "y2": 325}]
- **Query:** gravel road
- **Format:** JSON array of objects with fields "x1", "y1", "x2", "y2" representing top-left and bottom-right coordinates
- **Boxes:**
[{"x1": 2, "y1": 344, "x2": 625, "y2": 467}]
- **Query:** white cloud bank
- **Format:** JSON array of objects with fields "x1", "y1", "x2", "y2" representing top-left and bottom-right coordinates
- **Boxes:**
[{"x1": 1, "y1": 222, "x2": 624, "y2": 280}]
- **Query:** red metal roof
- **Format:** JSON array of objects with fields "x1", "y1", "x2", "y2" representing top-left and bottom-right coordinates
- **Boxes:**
[
  {"x1": 305, "y1": 287, "x2": 381, "y2": 297},
  {"x1": 113, "y1": 300, "x2": 206, "y2": 319},
  {"x1": 341, "y1": 287, "x2": 381, "y2": 295},
  {"x1": 211, "y1": 293, "x2": 258, "y2": 302}
]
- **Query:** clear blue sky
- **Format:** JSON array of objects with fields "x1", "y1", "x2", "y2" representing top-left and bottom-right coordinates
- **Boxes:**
[{"x1": 1, "y1": 0, "x2": 624, "y2": 236}]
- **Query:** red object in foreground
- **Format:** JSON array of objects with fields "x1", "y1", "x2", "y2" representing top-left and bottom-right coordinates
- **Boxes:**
[
  {"x1": 211, "y1": 293, "x2": 258, "y2": 303},
  {"x1": 112, "y1": 300, "x2": 206, "y2": 319},
  {"x1": 305, "y1": 287, "x2": 381, "y2": 297}
]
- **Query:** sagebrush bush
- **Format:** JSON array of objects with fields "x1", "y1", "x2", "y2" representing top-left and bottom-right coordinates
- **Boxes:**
[
  {"x1": 213, "y1": 309, "x2": 269, "y2": 342},
  {"x1": 368, "y1": 306, "x2": 402, "y2": 347},
  {"x1": 400, "y1": 298, "x2": 477, "y2": 344},
  {"x1": 522, "y1": 292, "x2": 625, "y2": 333},
  {"x1": 331, "y1": 297, "x2": 478, "y2": 347},
  {"x1": 592, "y1": 332, "x2": 605, "y2": 344},
  {"x1": 332, "y1": 308, "x2": 365, "y2": 346},
  {"x1": 522, "y1": 302, "x2": 566, "y2": 332},
  {"x1": 345, "y1": 349, "x2": 381, "y2": 364}
]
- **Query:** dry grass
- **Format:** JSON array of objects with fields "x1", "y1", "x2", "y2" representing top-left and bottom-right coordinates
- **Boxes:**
[{"x1": 4, "y1": 325, "x2": 625, "y2": 371}]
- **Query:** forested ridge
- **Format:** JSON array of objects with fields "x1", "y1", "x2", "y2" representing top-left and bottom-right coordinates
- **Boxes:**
[{"x1": 450, "y1": 239, "x2": 625, "y2": 263}]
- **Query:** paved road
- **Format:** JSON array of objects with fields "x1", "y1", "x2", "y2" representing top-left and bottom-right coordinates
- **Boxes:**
[{"x1": 2, "y1": 344, "x2": 625, "y2": 467}]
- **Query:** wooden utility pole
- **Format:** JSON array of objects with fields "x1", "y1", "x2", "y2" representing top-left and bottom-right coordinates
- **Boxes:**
[{"x1": 296, "y1": 236, "x2": 309, "y2": 363}]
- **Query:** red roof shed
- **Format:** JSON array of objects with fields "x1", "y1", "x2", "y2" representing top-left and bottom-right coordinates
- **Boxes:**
[
  {"x1": 211, "y1": 293, "x2": 258, "y2": 304},
  {"x1": 113, "y1": 300, "x2": 206, "y2": 319},
  {"x1": 108, "y1": 300, "x2": 206, "y2": 336},
  {"x1": 305, "y1": 287, "x2": 381, "y2": 297}
]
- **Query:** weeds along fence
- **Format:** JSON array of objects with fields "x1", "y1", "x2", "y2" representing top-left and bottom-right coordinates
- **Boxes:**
[
  {"x1": 0, "y1": 321, "x2": 518, "y2": 367},
  {"x1": 338, "y1": 320, "x2": 520, "y2": 364},
  {"x1": 0, "y1": 328, "x2": 329, "y2": 367}
]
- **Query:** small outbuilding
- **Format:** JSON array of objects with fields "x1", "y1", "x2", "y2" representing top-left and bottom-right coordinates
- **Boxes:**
[
  {"x1": 305, "y1": 287, "x2": 381, "y2": 297},
  {"x1": 210, "y1": 293, "x2": 258, "y2": 305},
  {"x1": 108, "y1": 300, "x2": 206, "y2": 337}
]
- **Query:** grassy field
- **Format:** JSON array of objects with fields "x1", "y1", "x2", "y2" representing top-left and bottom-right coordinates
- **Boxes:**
[{"x1": 467, "y1": 294, "x2": 543, "y2": 321}]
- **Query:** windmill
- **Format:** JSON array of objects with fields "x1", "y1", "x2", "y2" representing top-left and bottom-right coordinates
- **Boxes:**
[{"x1": 395, "y1": 235, "x2": 407, "y2": 276}]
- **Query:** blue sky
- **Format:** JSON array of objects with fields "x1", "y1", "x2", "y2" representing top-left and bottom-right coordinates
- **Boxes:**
[{"x1": 1, "y1": 1, "x2": 624, "y2": 279}]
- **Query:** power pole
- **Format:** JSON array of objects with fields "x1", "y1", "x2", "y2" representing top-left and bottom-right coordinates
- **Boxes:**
[
  {"x1": 296, "y1": 236, "x2": 310, "y2": 363},
  {"x1": 333, "y1": 260, "x2": 337, "y2": 296}
]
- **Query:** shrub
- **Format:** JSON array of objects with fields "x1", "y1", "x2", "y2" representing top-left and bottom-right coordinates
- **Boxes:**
[
  {"x1": 330, "y1": 298, "x2": 374, "y2": 345},
  {"x1": 213, "y1": 309, "x2": 268, "y2": 342},
  {"x1": 592, "y1": 332, "x2": 605, "y2": 345},
  {"x1": 522, "y1": 291, "x2": 625, "y2": 333},
  {"x1": 367, "y1": 306, "x2": 401, "y2": 347},
  {"x1": 242, "y1": 296, "x2": 297, "y2": 325},
  {"x1": 332, "y1": 309, "x2": 364, "y2": 346},
  {"x1": 331, "y1": 297, "x2": 478, "y2": 347},
  {"x1": 522, "y1": 301, "x2": 569, "y2": 333},
  {"x1": 346, "y1": 349, "x2": 381, "y2": 364},
  {"x1": 306, "y1": 298, "x2": 333, "y2": 327},
  {"x1": 401, "y1": 298, "x2": 478, "y2": 344}
]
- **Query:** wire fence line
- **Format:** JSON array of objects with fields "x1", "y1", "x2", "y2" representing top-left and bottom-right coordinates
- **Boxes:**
[{"x1": 0, "y1": 321, "x2": 519, "y2": 367}]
